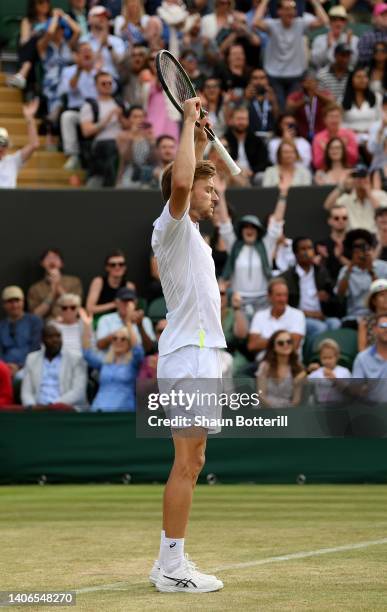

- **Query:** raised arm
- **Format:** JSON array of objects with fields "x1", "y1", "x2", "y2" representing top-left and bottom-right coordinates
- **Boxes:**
[
  {"x1": 169, "y1": 97, "x2": 201, "y2": 220},
  {"x1": 309, "y1": 0, "x2": 329, "y2": 28},
  {"x1": 253, "y1": 0, "x2": 270, "y2": 32},
  {"x1": 20, "y1": 98, "x2": 40, "y2": 163},
  {"x1": 271, "y1": 175, "x2": 290, "y2": 223}
]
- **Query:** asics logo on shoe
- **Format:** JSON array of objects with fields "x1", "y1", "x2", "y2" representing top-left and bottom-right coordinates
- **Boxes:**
[
  {"x1": 169, "y1": 542, "x2": 176, "y2": 548},
  {"x1": 163, "y1": 576, "x2": 197, "y2": 588}
]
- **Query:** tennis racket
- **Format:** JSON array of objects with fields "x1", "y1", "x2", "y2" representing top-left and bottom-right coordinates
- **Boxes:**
[{"x1": 156, "y1": 49, "x2": 241, "y2": 176}]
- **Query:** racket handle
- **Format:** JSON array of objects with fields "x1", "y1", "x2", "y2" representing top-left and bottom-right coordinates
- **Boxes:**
[{"x1": 212, "y1": 136, "x2": 241, "y2": 176}]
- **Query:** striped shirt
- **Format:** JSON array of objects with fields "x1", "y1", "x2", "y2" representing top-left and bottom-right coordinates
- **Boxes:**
[{"x1": 317, "y1": 66, "x2": 349, "y2": 104}]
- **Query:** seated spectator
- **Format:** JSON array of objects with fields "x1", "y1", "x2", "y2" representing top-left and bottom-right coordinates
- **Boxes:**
[
  {"x1": 342, "y1": 67, "x2": 382, "y2": 148},
  {"x1": 262, "y1": 139, "x2": 312, "y2": 187},
  {"x1": 375, "y1": 206, "x2": 387, "y2": 260},
  {"x1": 215, "y1": 43, "x2": 250, "y2": 95},
  {"x1": 200, "y1": 77, "x2": 226, "y2": 138},
  {"x1": 248, "y1": 277, "x2": 305, "y2": 361},
  {"x1": 37, "y1": 9, "x2": 81, "y2": 122},
  {"x1": 316, "y1": 44, "x2": 352, "y2": 105},
  {"x1": 312, "y1": 103, "x2": 358, "y2": 170},
  {"x1": 315, "y1": 204, "x2": 350, "y2": 282},
  {"x1": 352, "y1": 313, "x2": 387, "y2": 403},
  {"x1": 308, "y1": 339, "x2": 351, "y2": 404},
  {"x1": 336, "y1": 229, "x2": 387, "y2": 325},
  {"x1": 254, "y1": 0, "x2": 329, "y2": 110},
  {"x1": 180, "y1": 14, "x2": 220, "y2": 76},
  {"x1": 219, "y1": 181, "x2": 288, "y2": 318},
  {"x1": 96, "y1": 287, "x2": 155, "y2": 353},
  {"x1": 6, "y1": 0, "x2": 52, "y2": 91},
  {"x1": 314, "y1": 137, "x2": 352, "y2": 186},
  {"x1": 369, "y1": 42, "x2": 387, "y2": 96},
  {"x1": 28, "y1": 248, "x2": 83, "y2": 320},
  {"x1": 358, "y1": 279, "x2": 387, "y2": 351},
  {"x1": 52, "y1": 293, "x2": 84, "y2": 357},
  {"x1": 86, "y1": 249, "x2": 133, "y2": 317},
  {"x1": 180, "y1": 50, "x2": 206, "y2": 92},
  {"x1": 138, "y1": 318, "x2": 167, "y2": 381},
  {"x1": 256, "y1": 329, "x2": 306, "y2": 408},
  {"x1": 216, "y1": 11, "x2": 262, "y2": 69},
  {"x1": 358, "y1": 4, "x2": 387, "y2": 65},
  {"x1": 0, "y1": 286, "x2": 43, "y2": 377},
  {"x1": 119, "y1": 44, "x2": 149, "y2": 107},
  {"x1": 244, "y1": 68, "x2": 279, "y2": 138},
  {"x1": 224, "y1": 106, "x2": 269, "y2": 184},
  {"x1": 286, "y1": 71, "x2": 333, "y2": 142},
  {"x1": 368, "y1": 95, "x2": 387, "y2": 184},
  {"x1": 324, "y1": 165, "x2": 387, "y2": 233},
  {"x1": 21, "y1": 324, "x2": 87, "y2": 410},
  {"x1": 68, "y1": 0, "x2": 89, "y2": 38},
  {"x1": 116, "y1": 106, "x2": 156, "y2": 188},
  {"x1": 201, "y1": 0, "x2": 236, "y2": 42},
  {"x1": 0, "y1": 361, "x2": 14, "y2": 407},
  {"x1": 311, "y1": 6, "x2": 358, "y2": 70},
  {"x1": 79, "y1": 71, "x2": 122, "y2": 187},
  {"x1": 0, "y1": 100, "x2": 39, "y2": 188},
  {"x1": 268, "y1": 113, "x2": 312, "y2": 168},
  {"x1": 58, "y1": 41, "x2": 98, "y2": 170},
  {"x1": 114, "y1": 0, "x2": 162, "y2": 47},
  {"x1": 82, "y1": 318, "x2": 144, "y2": 412},
  {"x1": 87, "y1": 6, "x2": 125, "y2": 84},
  {"x1": 282, "y1": 236, "x2": 341, "y2": 337},
  {"x1": 143, "y1": 51, "x2": 180, "y2": 141},
  {"x1": 152, "y1": 135, "x2": 177, "y2": 186}
]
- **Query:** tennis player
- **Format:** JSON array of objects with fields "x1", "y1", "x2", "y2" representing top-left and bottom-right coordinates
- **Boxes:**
[{"x1": 150, "y1": 97, "x2": 226, "y2": 593}]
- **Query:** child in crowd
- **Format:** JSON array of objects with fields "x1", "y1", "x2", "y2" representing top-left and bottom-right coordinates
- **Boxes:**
[{"x1": 308, "y1": 338, "x2": 351, "y2": 404}]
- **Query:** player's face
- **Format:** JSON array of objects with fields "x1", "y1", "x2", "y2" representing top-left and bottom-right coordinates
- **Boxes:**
[
  {"x1": 190, "y1": 177, "x2": 219, "y2": 221},
  {"x1": 320, "y1": 348, "x2": 337, "y2": 370}
]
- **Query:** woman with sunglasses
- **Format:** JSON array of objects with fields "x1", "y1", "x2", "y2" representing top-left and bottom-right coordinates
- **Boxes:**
[
  {"x1": 53, "y1": 293, "x2": 84, "y2": 357},
  {"x1": 257, "y1": 329, "x2": 305, "y2": 408},
  {"x1": 86, "y1": 249, "x2": 134, "y2": 318},
  {"x1": 315, "y1": 136, "x2": 351, "y2": 185},
  {"x1": 369, "y1": 42, "x2": 387, "y2": 95},
  {"x1": 82, "y1": 317, "x2": 144, "y2": 411}
]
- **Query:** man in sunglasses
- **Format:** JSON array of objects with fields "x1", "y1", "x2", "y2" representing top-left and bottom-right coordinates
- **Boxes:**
[
  {"x1": 336, "y1": 229, "x2": 387, "y2": 326},
  {"x1": 352, "y1": 312, "x2": 387, "y2": 403},
  {"x1": 0, "y1": 286, "x2": 43, "y2": 378},
  {"x1": 316, "y1": 203, "x2": 350, "y2": 282}
]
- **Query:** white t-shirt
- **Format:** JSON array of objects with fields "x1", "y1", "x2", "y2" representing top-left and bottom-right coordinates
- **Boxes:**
[
  {"x1": 0, "y1": 151, "x2": 23, "y2": 188},
  {"x1": 151, "y1": 202, "x2": 226, "y2": 357},
  {"x1": 79, "y1": 98, "x2": 122, "y2": 142},
  {"x1": 308, "y1": 365, "x2": 351, "y2": 403},
  {"x1": 264, "y1": 14, "x2": 315, "y2": 78},
  {"x1": 250, "y1": 305, "x2": 306, "y2": 360},
  {"x1": 54, "y1": 321, "x2": 83, "y2": 357},
  {"x1": 296, "y1": 264, "x2": 321, "y2": 313}
]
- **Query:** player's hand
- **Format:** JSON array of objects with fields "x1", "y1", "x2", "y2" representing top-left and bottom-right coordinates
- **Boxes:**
[
  {"x1": 194, "y1": 115, "x2": 208, "y2": 146},
  {"x1": 184, "y1": 97, "x2": 201, "y2": 123}
]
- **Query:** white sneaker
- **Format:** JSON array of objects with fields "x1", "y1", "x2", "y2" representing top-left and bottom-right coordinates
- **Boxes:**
[
  {"x1": 149, "y1": 559, "x2": 159, "y2": 585},
  {"x1": 63, "y1": 155, "x2": 80, "y2": 170},
  {"x1": 6, "y1": 73, "x2": 26, "y2": 89},
  {"x1": 156, "y1": 557, "x2": 223, "y2": 593}
]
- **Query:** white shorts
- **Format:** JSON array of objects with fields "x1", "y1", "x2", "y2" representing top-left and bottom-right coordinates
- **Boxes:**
[{"x1": 157, "y1": 345, "x2": 223, "y2": 434}]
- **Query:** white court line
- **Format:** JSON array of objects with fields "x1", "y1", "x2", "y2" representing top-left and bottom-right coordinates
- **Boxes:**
[
  {"x1": 213, "y1": 537, "x2": 387, "y2": 571},
  {"x1": 75, "y1": 537, "x2": 387, "y2": 595}
]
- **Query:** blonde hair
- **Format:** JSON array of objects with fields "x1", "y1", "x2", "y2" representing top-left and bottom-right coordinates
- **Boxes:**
[
  {"x1": 105, "y1": 326, "x2": 135, "y2": 364},
  {"x1": 161, "y1": 160, "x2": 216, "y2": 203},
  {"x1": 317, "y1": 338, "x2": 340, "y2": 356},
  {"x1": 57, "y1": 293, "x2": 81, "y2": 307},
  {"x1": 122, "y1": 0, "x2": 144, "y2": 21}
]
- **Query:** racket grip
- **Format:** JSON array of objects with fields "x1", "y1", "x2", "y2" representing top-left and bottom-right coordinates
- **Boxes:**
[{"x1": 212, "y1": 136, "x2": 241, "y2": 176}]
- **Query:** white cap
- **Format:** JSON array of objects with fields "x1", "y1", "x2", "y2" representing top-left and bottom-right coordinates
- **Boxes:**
[{"x1": 0, "y1": 127, "x2": 9, "y2": 146}]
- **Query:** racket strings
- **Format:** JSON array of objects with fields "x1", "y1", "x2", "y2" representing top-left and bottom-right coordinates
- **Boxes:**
[{"x1": 159, "y1": 55, "x2": 193, "y2": 108}]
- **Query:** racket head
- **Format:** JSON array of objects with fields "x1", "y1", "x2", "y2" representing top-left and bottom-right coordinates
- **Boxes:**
[{"x1": 156, "y1": 50, "x2": 205, "y2": 118}]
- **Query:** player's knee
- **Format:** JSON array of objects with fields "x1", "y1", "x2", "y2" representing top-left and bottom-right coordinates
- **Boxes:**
[{"x1": 176, "y1": 451, "x2": 205, "y2": 480}]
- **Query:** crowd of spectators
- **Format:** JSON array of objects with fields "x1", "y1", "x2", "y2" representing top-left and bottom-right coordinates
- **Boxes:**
[
  {"x1": 2, "y1": 1, "x2": 387, "y2": 410},
  {"x1": 4, "y1": 0, "x2": 387, "y2": 188}
]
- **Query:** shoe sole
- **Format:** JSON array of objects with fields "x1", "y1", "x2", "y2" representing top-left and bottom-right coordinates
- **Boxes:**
[
  {"x1": 156, "y1": 583, "x2": 224, "y2": 593},
  {"x1": 149, "y1": 576, "x2": 157, "y2": 585}
]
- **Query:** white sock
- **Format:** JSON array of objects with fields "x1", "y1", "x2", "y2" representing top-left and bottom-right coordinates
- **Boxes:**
[
  {"x1": 158, "y1": 530, "x2": 165, "y2": 563},
  {"x1": 160, "y1": 536, "x2": 185, "y2": 573}
]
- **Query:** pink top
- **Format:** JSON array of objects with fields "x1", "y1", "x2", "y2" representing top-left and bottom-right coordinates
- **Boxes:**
[
  {"x1": 312, "y1": 128, "x2": 359, "y2": 170},
  {"x1": 147, "y1": 82, "x2": 180, "y2": 141}
]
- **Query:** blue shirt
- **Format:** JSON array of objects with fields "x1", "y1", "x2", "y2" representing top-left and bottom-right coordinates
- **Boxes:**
[
  {"x1": 83, "y1": 346, "x2": 144, "y2": 412},
  {"x1": 0, "y1": 313, "x2": 43, "y2": 366},
  {"x1": 38, "y1": 353, "x2": 62, "y2": 405},
  {"x1": 352, "y1": 345, "x2": 387, "y2": 403}
]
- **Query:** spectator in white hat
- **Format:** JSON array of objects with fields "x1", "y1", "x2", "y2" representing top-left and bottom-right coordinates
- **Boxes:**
[
  {"x1": 358, "y1": 278, "x2": 387, "y2": 351},
  {"x1": 87, "y1": 5, "x2": 125, "y2": 82},
  {"x1": 311, "y1": 6, "x2": 358, "y2": 70},
  {"x1": 0, "y1": 99, "x2": 39, "y2": 188}
]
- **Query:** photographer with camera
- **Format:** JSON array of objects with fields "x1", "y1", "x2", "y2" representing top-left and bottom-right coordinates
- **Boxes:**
[{"x1": 245, "y1": 68, "x2": 279, "y2": 139}]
